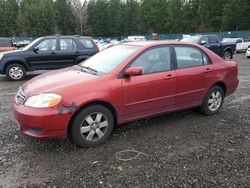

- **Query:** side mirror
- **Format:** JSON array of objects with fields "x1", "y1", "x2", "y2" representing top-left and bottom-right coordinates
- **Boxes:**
[
  {"x1": 124, "y1": 67, "x2": 142, "y2": 77},
  {"x1": 33, "y1": 47, "x2": 39, "y2": 53},
  {"x1": 200, "y1": 40, "x2": 207, "y2": 45}
]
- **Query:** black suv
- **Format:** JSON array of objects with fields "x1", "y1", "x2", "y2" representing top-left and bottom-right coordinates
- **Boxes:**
[{"x1": 0, "y1": 35, "x2": 99, "y2": 80}]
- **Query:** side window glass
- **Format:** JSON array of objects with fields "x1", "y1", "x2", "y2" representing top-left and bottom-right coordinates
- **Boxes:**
[
  {"x1": 130, "y1": 47, "x2": 171, "y2": 74},
  {"x1": 236, "y1": 39, "x2": 242, "y2": 44},
  {"x1": 60, "y1": 39, "x2": 77, "y2": 51},
  {"x1": 79, "y1": 39, "x2": 94, "y2": 48},
  {"x1": 175, "y1": 46, "x2": 203, "y2": 68},
  {"x1": 201, "y1": 36, "x2": 209, "y2": 44},
  {"x1": 36, "y1": 39, "x2": 56, "y2": 51},
  {"x1": 208, "y1": 36, "x2": 219, "y2": 44},
  {"x1": 203, "y1": 53, "x2": 211, "y2": 65}
]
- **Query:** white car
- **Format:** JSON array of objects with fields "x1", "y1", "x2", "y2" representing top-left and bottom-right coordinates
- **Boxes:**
[
  {"x1": 127, "y1": 36, "x2": 147, "y2": 41},
  {"x1": 236, "y1": 39, "x2": 250, "y2": 52},
  {"x1": 222, "y1": 38, "x2": 243, "y2": 44},
  {"x1": 246, "y1": 48, "x2": 250, "y2": 58}
]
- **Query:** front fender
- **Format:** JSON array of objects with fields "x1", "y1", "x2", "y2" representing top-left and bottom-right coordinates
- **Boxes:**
[
  {"x1": 61, "y1": 88, "x2": 122, "y2": 124},
  {"x1": 1, "y1": 57, "x2": 29, "y2": 71}
]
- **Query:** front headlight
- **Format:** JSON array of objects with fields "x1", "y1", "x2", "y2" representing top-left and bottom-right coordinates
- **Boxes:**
[
  {"x1": 24, "y1": 93, "x2": 62, "y2": 108},
  {"x1": 0, "y1": 53, "x2": 4, "y2": 60}
]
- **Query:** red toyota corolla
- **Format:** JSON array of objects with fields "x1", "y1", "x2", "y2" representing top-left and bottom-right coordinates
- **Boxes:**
[{"x1": 13, "y1": 41, "x2": 239, "y2": 147}]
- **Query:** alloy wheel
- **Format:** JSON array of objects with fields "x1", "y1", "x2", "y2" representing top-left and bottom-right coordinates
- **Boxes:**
[
  {"x1": 208, "y1": 91, "x2": 222, "y2": 112},
  {"x1": 80, "y1": 112, "x2": 109, "y2": 141}
]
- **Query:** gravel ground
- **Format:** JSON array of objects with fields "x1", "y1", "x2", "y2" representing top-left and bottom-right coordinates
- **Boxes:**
[{"x1": 0, "y1": 54, "x2": 249, "y2": 188}]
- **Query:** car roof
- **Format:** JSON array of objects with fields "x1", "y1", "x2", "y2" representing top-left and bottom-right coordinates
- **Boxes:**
[
  {"x1": 44, "y1": 35, "x2": 92, "y2": 39},
  {"x1": 122, "y1": 40, "x2": 200, "y2": 47}
]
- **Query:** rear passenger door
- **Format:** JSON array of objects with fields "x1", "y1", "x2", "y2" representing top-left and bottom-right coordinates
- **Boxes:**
[
  {"x1": 174, "y1": 45, "x2": 213, "y2": 108},
  {"x1": 56, "y1": 38, "x2": 78, "y2": 67}
]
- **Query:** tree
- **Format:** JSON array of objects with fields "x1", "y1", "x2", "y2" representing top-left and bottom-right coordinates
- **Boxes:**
[
  {"x1": 221, "y1": 0, "x2": 250, "y2": 31},
  {"x1": 54, "y1": 0, "x2": 76, "y2": 35}
]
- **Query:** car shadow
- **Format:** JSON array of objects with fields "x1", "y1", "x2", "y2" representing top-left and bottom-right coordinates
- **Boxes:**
[{"x1": 23, "y1": 108, "x2": 204, "y2": 152}]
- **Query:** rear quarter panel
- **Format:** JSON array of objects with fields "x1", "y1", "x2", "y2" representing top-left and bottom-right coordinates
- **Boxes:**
[{"x1": 201, "y1": 46, "x2": 238, "y2": 96}]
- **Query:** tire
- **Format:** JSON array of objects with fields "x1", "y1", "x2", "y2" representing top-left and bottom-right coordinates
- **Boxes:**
[
  {"x1": 5, "y1": 63, "x2": 26, "y2": 81},
  {"x1": 200, "y1": 86, "x2": 224, "y2": 115},
  {"x1": 70, "y1": 105, "x2": 114, "y2": 147},
  {"x1": 224, "y1": 50, "x2": 232, "y2": 60}
]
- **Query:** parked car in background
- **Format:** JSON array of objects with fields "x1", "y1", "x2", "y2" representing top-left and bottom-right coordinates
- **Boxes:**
[
  {"x1": 246, "y1": 48, "x2": 250, "y2": 58},
  {"x1": 236, "y1": 39, "x2": 250, "y2": 52},
  {"x1": 181, "y1": 35, "x2": 236, "y2": 60},
  {"x1": 0, "y1": 35, "x2": 98, "y2": 81},
  {"x1": 13, "y1": 41, "x2": 239, "y2": 147},
  {"x1": 222, "y1": 38, "x2": 243, "y2": 44},
  {"x1": 0, "y1": 37, "x2": 15, "y2": 52},
  {"x1": 127, "y1": 36, "x2": 147, "y2": 41},
  {"x1": 97, "y1": 39, "x2": 119, "y2": 51}
]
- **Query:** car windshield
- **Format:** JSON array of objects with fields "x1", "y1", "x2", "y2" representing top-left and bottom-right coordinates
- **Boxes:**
[
  {"x1": 181, "y1": 36, "x2": 200, "y2": 43},
  {"x1": 22, "y1": 38, "x2": 42, "y2": 50},
  {"x1": 80, "y1": 44, "x2": 141, "y2": 74}
]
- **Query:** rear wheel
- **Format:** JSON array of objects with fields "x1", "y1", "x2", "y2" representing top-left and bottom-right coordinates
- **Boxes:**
[
  {"x1": 224, "y1": 50, "x2": 232, "y2": 60},
  {"x1": 6, "y1": 63, "x2": 26, "y2": 81},
  {"x1": 70, "y1": 105, "x2": 114, "y2": 147},
  {"x1": 200, "y1": 86, "x2": 224, "y2": 115}
]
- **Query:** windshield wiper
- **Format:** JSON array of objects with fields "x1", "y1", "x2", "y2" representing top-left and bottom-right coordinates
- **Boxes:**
[{"x1": 79, "y1": 65, "x2": 98, "y2": 75}]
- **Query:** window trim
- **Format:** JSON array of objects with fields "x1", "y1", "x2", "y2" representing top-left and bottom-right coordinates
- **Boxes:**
[
  {"x1": 173, "y1": 44, "x2": 212, "y2": 70},
  {"x1": 118, "y1": 45, "x2": 175, "y2": 78}
]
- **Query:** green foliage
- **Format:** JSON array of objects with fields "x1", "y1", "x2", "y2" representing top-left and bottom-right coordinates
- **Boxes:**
[{"x1": 0, "y1": 0, "x2": 249, "y2": 37}]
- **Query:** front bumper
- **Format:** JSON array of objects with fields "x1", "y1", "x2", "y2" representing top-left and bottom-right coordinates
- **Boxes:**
[
  {"x1": 0, "y1": 62, "x2": 4, "y2": 74},
  {"x1": 13, "y1": 100, "x2": 72, "y2": 139}
]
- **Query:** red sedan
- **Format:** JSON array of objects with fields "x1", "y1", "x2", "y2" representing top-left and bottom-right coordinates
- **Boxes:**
[{"x1": 13, "y1": 41, "x2": 239, "y2": 147}]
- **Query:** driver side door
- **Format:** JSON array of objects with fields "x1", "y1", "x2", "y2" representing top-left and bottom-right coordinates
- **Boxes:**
[
  {"x1": 121, "y1": 46, "x2": 176, "y2": 121},
  {"x1": 28, "y1": 38, "x2": 60, "y2": 70}
]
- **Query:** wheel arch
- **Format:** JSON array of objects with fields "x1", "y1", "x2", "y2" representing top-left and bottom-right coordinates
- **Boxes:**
[
  {"x1": 67, "y1": 100, "x2": 118, "y2": 138},
  {"x1": 4, "y1": 60, "x2": 28, "y2": 73},
  {"x1": 212, "y1": 81, "x2": 227, "y2": 95},
  {"x1": 224, "y1": 47, "x2": 233, "y2": 58},
  {"x1": 75, "y1": 55, "x2": 90, "y2": 64}
]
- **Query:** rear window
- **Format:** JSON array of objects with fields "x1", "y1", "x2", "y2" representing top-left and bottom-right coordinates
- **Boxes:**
[
  {"x1": 79, "y1": 38, "x2": 95, "y2": 49},
  {"x1": 208, "y1": 36, "x2": 219, "y2": 44},
  {"x1": 0, "y1": 39, "x2": 12, "y2": 47}
]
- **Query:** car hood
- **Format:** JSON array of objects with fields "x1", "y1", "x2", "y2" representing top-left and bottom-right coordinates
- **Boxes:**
[
  {"x1": 22, "y1": 67, "x2": 100, "y2": 96},
  {"x1": 2, "y1": 49, "x2": 26, "y2": 56}
]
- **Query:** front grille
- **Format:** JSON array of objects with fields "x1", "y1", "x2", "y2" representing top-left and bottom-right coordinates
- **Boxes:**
[{"x1": 16, "y1": 87, "x2": 27, "y2": 104}]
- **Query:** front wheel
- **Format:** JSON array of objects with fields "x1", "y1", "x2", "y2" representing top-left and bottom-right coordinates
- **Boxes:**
[
  {"x1": 224, "y1": 51, "x2": 232, "y2": 60},
  {"x1": 70, "y1": 105, "x2": 114, "y2": 147},
  {"x1": 6, "y1": 63, "x2": 26, "y2": 81},
  {"x1": 200, "y1": 86, "x2": 224, "y2": 115}
]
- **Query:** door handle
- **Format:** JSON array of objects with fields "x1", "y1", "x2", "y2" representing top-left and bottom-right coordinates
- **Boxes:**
[
  {"x1": 204, "y1": 68, "x2": 212, "y2": 73},
  {"x1": 51, "y1": 51, "x2": 56, "y2": 55},
  {"x1": 164, "y1": 74, "x2": 175, "y2": 80}
]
